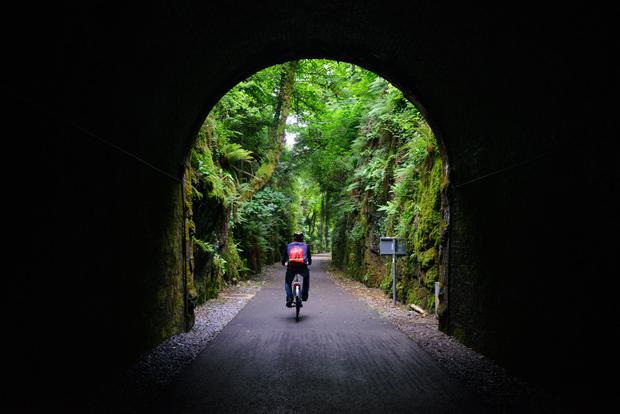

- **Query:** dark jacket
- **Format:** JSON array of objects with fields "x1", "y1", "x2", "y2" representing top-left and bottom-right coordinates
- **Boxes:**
[{"x1": 282, "y1": 242, "x2": 312, "y2": 268}]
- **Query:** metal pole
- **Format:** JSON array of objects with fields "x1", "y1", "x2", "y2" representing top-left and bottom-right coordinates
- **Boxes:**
[
  {"x1": 392, "y1": 239, "x2": 397, "y2": 305},
  {"x1": 434, "y1": 281, "x2": 440, "y2": 317}
]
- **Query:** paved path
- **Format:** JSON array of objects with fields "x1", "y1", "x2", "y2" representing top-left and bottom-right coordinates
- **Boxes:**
[{"x1": 147, "y1": 254, "x2": 490, "y2": 413}]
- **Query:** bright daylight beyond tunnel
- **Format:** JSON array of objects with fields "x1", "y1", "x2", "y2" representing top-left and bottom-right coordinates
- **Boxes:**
[{"x1": 187, "y1": 59, "x2": 445, "y2": 313}]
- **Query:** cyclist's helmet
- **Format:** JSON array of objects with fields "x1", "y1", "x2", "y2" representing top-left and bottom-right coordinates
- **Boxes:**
[{"x1": 293, "y1": 232, "x2": 304, "y2": 242}]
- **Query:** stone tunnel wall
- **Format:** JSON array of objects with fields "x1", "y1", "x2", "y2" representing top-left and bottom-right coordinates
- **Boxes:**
[
  {"x1": 5, "y1": 96, "x2": 189, "y2": 408},
  {"x1": 4, "y1": 1, "x2": 615, "y2": 409}
]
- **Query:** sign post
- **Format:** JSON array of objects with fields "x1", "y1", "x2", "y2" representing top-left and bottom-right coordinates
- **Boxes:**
[
  {"x1": 379, "y1": 237, "x2": 407, "y2": 305},
  {"x1": 391, "y1": 239, "x2": 396, "y2": 305},
  {"x1": 434, "y1": 281, "x2": 440, "y2": 316}
]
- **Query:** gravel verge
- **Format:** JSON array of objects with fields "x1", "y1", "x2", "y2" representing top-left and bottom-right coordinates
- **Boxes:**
[{"x1": 326, "y1": 264, "x2": 562, "y2": 414}]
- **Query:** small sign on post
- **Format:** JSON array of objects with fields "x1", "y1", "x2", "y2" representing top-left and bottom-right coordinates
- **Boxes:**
[
  {"x1": 379, "y1": 237, "x2": 407, "y2": 305},
  {"x1": 379, "y1": 237, "x2": 407, "y2": 256}
]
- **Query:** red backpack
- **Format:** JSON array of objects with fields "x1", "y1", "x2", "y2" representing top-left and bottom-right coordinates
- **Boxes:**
[{"x1": 288, "y1": 242, "x2": 307, "y2": 264}]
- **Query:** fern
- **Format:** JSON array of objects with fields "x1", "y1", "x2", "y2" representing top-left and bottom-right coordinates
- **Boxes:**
[{"x1": 221, "y1": 142, "x2": 253, "y2": 164}]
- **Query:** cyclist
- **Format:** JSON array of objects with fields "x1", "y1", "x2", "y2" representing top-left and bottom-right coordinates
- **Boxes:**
[{"x1": 282, "y1": 232, "x2": 312, "y2": 307}]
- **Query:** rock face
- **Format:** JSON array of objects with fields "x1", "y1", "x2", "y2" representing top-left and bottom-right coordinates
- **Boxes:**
[
  {"x1": 331, "y1": 110, "x2": 445, "y2": 315},
  {"x1": 5, "y1": 2, "x2": 614, "y2": 411}
]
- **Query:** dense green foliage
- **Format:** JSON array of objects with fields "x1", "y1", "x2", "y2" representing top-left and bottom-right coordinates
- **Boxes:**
[
  {"x1": 188, "y1": 63, "x2": 297, "y2": 302},
  {"x1": 188, "y1": 59, "x2": 445, "y2": 311}
]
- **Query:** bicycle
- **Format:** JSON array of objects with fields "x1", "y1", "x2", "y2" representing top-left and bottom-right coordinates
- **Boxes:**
[{"x1": 291, "y1": 273, "x2": 304, "y2": 322}]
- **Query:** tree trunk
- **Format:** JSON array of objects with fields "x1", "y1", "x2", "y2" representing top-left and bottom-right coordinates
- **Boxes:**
[
  {"x1": 240, "y1": 60, "x2": 298, "y2": 201},
  {"x1": 323, "y1": 192, "x2": 330, "y2": 251}
]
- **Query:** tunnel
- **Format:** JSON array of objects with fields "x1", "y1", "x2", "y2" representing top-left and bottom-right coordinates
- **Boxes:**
[{"x1": 4, "y1": 2, "x2": 615, "y2": 411}]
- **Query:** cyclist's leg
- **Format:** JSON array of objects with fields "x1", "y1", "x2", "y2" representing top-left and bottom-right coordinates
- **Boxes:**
[
  {"x1": 300, "y1": 267, "x2": 310, "y2": 300},
  {"x1": 284, "y1": 268, "x2": 294, "y2": 305}
]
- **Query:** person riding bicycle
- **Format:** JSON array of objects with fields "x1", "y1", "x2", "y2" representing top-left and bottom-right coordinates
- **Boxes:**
[{"x1": 282, "y1": 232, "x2": 311, "y2": 307}]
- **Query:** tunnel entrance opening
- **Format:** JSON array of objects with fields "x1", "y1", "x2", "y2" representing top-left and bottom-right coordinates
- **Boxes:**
[{"x1": 185, "y1": 59, "x2": 449, "y2": 332}]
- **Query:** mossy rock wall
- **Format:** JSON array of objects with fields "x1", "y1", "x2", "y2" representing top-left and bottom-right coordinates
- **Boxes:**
[{"x1": 334, "y1": 139, "x2": 444, "y2": 313}]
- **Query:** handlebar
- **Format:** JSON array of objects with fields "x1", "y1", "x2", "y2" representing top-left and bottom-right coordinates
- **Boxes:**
[{"x1": 283, "y1": 262, "x2": 311, "y2": 269}]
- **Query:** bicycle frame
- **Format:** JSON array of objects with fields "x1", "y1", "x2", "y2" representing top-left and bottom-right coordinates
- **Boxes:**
[
  {"x1": 292, "y1": 273, "x2": 304, "y2": 321},
  {"x1": 292, "y1": 273, "x2": 303, "y2": 299}
]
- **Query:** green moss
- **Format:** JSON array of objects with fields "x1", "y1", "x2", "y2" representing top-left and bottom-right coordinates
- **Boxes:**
[
  {"x1": 222, "y1": 235, "x2": 249, "y2": 283},
  {"x1": 419, "y1": 247, "x2": 437, "y2": 269},
  {"x1": 453, "y1": 326, "x2": 466, "y2": 343},
  {"x1": 423, "y1": 266, "x2": 438, "y2": 289},
  {"x1": 405, "y1": 283, "x2": 419, "y2": 305},
  {"x1": 380, "y1": 270, "x2": 392, "y2": 294},
  {"x1": 426, "y1": 295, "x2": 435, "y2": 311}
]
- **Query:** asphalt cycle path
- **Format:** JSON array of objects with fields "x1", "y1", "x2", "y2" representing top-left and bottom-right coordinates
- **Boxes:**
[{"x1": 147, "y1": 254, "x2": 490, "y2": 413}]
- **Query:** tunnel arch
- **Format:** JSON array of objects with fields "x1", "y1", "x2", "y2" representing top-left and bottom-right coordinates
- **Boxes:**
[
  {"x1": 6, "y1": 2, "x2": 614, "y2": 410},
  {"x1": 147, "y1": 13, "x2": 543, "y2": 385}
]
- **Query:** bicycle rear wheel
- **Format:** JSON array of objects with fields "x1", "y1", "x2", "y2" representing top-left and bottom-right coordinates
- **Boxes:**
[{"x1": 294, "y1": 285, "x2": 301, "y2": 321}]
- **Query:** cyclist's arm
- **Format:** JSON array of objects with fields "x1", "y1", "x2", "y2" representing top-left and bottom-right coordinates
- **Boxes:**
[
  {"x1": 281, "y1": 245, "x2": 287, "y2": 266},
  {"x1": 307, "y1": 244, "x2": 312, "y2": 266}
]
